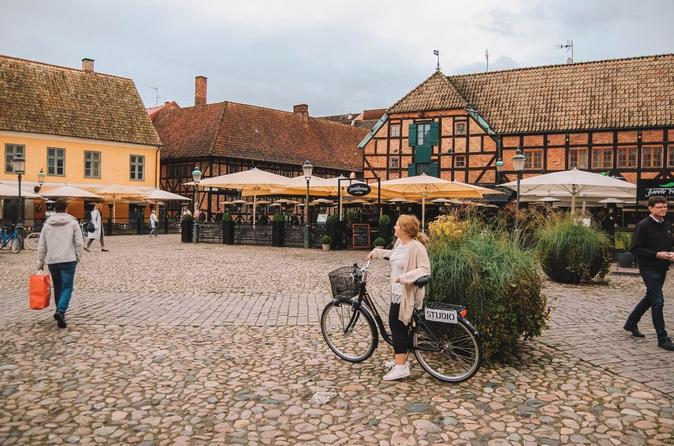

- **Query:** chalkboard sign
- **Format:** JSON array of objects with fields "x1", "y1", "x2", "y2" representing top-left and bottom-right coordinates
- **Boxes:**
[{"x1": 351, "y1": 223, "x2": 371, "y2": 249}]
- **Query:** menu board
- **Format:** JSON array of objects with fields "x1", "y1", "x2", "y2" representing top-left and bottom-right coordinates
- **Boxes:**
[{"x1": 351, "y1": 223, "x2": 371, "y2": 249}]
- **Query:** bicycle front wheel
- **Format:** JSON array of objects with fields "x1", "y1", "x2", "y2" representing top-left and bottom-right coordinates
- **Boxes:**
[
  {"x1": 23, "y1": 232, "x2": 40, "y2": 250},
  {"x1": 413, "y1": 319, "x2": 481, "y2": 383},
  {"x1": 321, "y1": 300, "x2": 378, "y2": 363},
  {"x1": 11, "y1": 235, "x2": 23, "y2": 253}
]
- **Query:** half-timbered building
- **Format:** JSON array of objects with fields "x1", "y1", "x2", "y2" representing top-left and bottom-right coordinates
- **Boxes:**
[
  {"x1": 152, "y1": 76, "x2": 368, "y2": 218},
  {"x1": 361, "y1": 54, "x2": 674, "y2": 194}
]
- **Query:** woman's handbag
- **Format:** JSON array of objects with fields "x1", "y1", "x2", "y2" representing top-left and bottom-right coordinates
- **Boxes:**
[
  {"x1": 29, "y1": 272, "x2": 52, "y2": 310},
  {"x1": 86, "y1": 220, "x2": 95, "y2": 233}
]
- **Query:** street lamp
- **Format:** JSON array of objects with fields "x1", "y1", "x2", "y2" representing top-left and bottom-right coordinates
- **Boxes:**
[
  {"x1": 192, "y1": 166, "x2": 202, "y2": 242},
  {"x1": 512, "y1": 150, "x2": 525, "y2": 227},
  {"x1": 302, "y1": 160, "x2": 313, "y2": 248},
  {"x1": 35, "y1": 168, "x2": 45, "y2": 193},
  {"x1": 12, "y1": 154, "x2": 25, "y2": 225}
]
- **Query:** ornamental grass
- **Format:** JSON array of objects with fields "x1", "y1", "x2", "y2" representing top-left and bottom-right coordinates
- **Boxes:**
[{"x1": 427, "y1": 214, "x2": 548, "y2": 362}]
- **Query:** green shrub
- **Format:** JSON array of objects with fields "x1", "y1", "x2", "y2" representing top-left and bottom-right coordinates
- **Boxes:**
[
  {"x1": 321, "y1": 235, "x2": 332, "y2": 245},
  {"x1": 379, "y1": 214, "x2": 391, "y2": 225},
  {"x1": 427, "y1": 215, "x2": 548, "y2": 363},
  {"x1": 222, "y1": 212, "x2": 232, "y2": 222},
  {"x1": 272, "y1": 213, "x2": 286, "y2": 223},
  {"x1": 373, "y1": 237, "x2": 385, "y2": 247},
  {"x1": 535, "y1": 214, "x2": 611, "y2": 283},
  {"x1": 181, "y1": 213, "x2": 193, "y2": 223},
  {"x1": 614, "y1": 230, "x2": 632, "y2": 251},
  {"x1": 345, "y1": 209, "x2": 361, "y2": 224}
]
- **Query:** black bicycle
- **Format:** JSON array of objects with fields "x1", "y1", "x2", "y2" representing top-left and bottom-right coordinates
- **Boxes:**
[{"x1": 320, "y1": 261, "x2": 482, "y2": 383}]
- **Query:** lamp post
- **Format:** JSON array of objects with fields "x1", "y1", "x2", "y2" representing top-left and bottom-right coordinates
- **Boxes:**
[
  {"x1": 12, "y1": 154, "x2": 25, "y2": 225},
  {"x1": 192, "y1": 166, "x2": 202, "y2": 242},
  {"x1": 302, "y1": 160, "x2": 313, "y2": 248},
  {"x1": 495, "y1": 159, "x2": 504, "y2": 184},
  {"x1": 512, "y1": 150, "x2": 525, "y2": 228}
]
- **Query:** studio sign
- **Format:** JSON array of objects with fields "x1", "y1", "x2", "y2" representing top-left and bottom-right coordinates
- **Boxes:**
[{"x1": 346, "y1": 182, "x2": 371, "y2": 197}]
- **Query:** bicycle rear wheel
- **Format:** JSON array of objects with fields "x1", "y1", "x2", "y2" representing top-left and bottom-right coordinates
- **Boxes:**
[
  {"x1": 321, "y1": 300, "x2": 378, "y2": 363},
  {"x1": 413, "y1": 319, "x2": 481, "y2": 383},
  {"x1": 23, "y1": 232, "x2": 40, "y2": 250},
  {"x1": 11, "y1": 235, "x2": 23, "y2": 253}
]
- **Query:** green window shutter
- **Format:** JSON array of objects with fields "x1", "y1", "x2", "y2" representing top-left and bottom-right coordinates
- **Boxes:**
[
  {"x1": 429, "y1": 122, "x2": 439, "y2": 146},
  {"x1": 428, "y1": 161, "x2": 439, "y2": 177},
  {"x1": 415, "y1": 146, "x2": 432, "y2": 163},
  {"x1": 408, "y1": 124, "x2": 417, "y2": 148},
  {"x1": 407, "y1": 163, "x2": 415, "y2": 176}
]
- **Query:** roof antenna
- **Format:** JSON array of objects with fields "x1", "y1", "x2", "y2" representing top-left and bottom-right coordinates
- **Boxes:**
[
  {"x1": 150, "y1": 86, "x2": 161, "y2": 106},
  {"x1": 485, "y1": 49, "x2": 489, "y2": 72},
  {"x1": 433, "y1": 50, "x2": 440, "y2": 71},
  {"x1": 554, "y1": 40, "x2": 574, "y2": 63}
]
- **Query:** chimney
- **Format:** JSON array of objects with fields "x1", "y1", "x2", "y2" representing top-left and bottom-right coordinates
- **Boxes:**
[
  {"x1": 81, "y1": 58, "x2": 94, "y2": 72},
  {"x1": 195, "y1": 76, "x2": 207, "y2": 106},
  {"x1": 293, "y1": 104, "x2": 309, "y2": 122}
]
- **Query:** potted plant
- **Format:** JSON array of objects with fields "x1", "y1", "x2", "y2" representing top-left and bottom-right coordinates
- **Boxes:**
[
  {"x1": 222, "y1": 212, "x2": 234, "y2": 244},
  {"x1": 373, "y1": 237, "x2": 386, "y2": 248},
  {"x1": 180, "y1": 213, "x2": 193, "y2": 243},
  {"x1": 535, "y1": 214, "x2": 612, "y2": 283},
  {"x1": 321, "y1": 235, "x2": 332, "y2": 251},
  {"x1": 615, "y1": 230, "x2": 635, "y2": 267},
  {"x1": 326, "y1": 214, "x2": 343, "y2": 249},
  {"x1": 379, "y1": 214, "x2": 392, "y2": 243},
  {"x1": 272, "y1": 213, "x2": 286, "y2": 247}
]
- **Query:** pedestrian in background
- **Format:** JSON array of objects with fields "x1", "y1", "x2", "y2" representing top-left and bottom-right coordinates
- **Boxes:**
[
  {"x1": 624, "y1": 196, "x2": 674, "y2": 351},
  {"x1": 149, "y1": 209, "x2": 158, "y2": 237},
  {"x1": 37, "y1": 199, "x2": 83, "y2": 329},
  {"x1": 84, "y1": 203, "x2": 108, "y2": 252}
]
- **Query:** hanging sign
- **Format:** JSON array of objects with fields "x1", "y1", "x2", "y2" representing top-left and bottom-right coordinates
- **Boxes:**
[
  {"x1": 346, "y1": 182, "x2": 371, "y2": 197},
  {"x1": 637, "y1": 179, "x2": 674, "y2": 201}
]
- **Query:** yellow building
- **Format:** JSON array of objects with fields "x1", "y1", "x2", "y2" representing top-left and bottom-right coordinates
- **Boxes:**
[{"x1": 0, "y1": 55, "x2": 161, "y2": 224}]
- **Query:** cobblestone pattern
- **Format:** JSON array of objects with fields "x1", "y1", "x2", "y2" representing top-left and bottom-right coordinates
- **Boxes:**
[
  {"x1": 1, "y1": 235, "x2": 674, "y2": 444},
  {"x1": 1, "y1": 325, "x2": 673, "y2": 446}
]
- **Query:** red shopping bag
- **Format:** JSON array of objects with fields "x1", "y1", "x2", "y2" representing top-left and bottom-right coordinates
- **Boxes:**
[{"x1": 29, "y1": 273, "x2": 51, "y2": 310}]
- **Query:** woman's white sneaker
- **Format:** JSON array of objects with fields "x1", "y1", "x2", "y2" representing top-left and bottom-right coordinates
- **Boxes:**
[{"x1": 383, "y1": 364, "x2": 410, "y2": 381}]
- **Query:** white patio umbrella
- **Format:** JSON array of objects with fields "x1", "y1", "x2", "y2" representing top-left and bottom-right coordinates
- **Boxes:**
[
  {"x1": 42, "y1": 185, "x2": 103, "y2": 200},
  {"x1": 186, "y1": 168, "x2": 291, "y2": 227},
  {"x1": 537, "y1": 197, "x2": 561, "y2": 203},
  {"x1": 379, "y1": 174, "x2": 497, "y2": 231},
  {"x1": 0, "y1": 183, "x2": 44, "y2": 199},
  {"x1": 597, "y1": 197, "x2": 626, "y2": 204},
  {"x1": 96, "y1": 185, "x2": 149, "y2": 222},
  {"x1": 502, "y1": 168, "x2": 637, "y2": 214},
  {"x1": 144, "y1": 189, "x2": 191, "y2": 201}
]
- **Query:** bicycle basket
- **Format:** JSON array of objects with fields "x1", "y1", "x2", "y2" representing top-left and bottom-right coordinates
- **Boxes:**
[{"x1": 328, "y1": 266, "x2": 360, "y2": 298}]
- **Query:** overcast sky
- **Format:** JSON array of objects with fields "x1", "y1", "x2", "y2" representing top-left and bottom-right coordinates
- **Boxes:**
[{"x1": 2, "y1": 0, "x2": 673, "y2": 116}]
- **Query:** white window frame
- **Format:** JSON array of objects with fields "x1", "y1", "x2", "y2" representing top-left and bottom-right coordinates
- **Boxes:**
[
  {"x1": 389, "y1": 124, "x2": 401, "y2": 138},
  {"x1": 568, "y1": 148, "x2": 588, "y2": 169},
  {"x1": 524, "y1": 150, "x2": 543, "y2": 169},
  {"x1": 130, "y1": 154, "x2": 145, "y2": 181},
  {"x1": 642, "y1": 146, "x2": 663, "y2": 168},
  {"x1": 5, "y1": 144, "x2": 24, "y2": 173},
  {"x1": 454, "y1": 155, "x2": 466, "y2": 168},
  {"x1": 592, "y1": 148, "x2": 613, "y2": 169},
  {"x1": 47, "y1": 147, "x2": 65, "y2": 176},
  {"x1": 416, "y1": 123, "x2": 432, "y2": 146},
  {"x1": 617, "y1": 147, "x2": 637, "y2": 168},
  {"x1": 388, "y1": 157, "x2": 400, "y2": 169},
  {"x1": 84, "y1": 151, "x2": 101, "y2": 179}
]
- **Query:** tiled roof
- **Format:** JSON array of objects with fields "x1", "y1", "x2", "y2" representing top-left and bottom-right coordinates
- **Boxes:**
[
  {"x1": 388, "y1": 71, "x2": 468, "y2": 113},
  {"x1": 389, "y1": 54, "x2": 674, "y2": 134},
  {"x1": 152, "y1": 101, "x2": 368, "y2": 171},
  {"x1": 0, "y1": 54, "x2": 161, "y2": 146}
]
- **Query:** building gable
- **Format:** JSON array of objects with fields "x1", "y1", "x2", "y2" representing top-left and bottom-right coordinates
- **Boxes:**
[{"x1": 388, "y1": 71, "x2": 468, "y2": 114}]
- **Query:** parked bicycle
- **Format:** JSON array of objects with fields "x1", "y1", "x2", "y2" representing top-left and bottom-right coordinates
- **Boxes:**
[
  {"x1": 22, "y1": 227, "x2": 41, "y2": 250},
  {"x1": 0, "y1": 225, "x2": 23, "y2": 253},
  {"x1": 321, "y1": 261, "x2": 481, "y2": 383}
]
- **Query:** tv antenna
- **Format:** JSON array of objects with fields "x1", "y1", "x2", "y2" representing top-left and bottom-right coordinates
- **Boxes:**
[
  {"x1": 554, "y1": 40, "x2": 574, "y2": 63},
  {"x1": 150, "y1": 86, "x2": 161, "y2": 106},
  {"x1": 433, "y1": 49, "x2": 440, "y2": 71},
  {"x1": 485, "y1": 49, "x2": 489, "y2": 72}
]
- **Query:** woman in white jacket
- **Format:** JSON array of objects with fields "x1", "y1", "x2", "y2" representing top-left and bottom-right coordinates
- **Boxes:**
[{"x1": 84, "y1": 203, "x2": 108, "y2": 252}]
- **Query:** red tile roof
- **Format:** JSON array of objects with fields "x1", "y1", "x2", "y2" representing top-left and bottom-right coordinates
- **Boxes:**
[
  {"x1": 389, "y1": 54, "x2": 674, "y2": 134},
  {"x1": 388, "y1": 71, "x2": 468, "y2": 114},
  {"x1": 0, "y1": 54, "x2": 161, "y2": 146},
  {"x1": 152, "y1": 101, "x2": 367, "y2": 171}
]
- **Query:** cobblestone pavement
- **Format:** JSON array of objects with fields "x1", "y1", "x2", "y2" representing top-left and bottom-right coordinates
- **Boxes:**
[{"x1": 1, "y1": 235, "x2": 673, "y2": 445}]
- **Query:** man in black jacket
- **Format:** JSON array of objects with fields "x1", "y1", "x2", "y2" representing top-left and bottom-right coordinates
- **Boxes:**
[{"x1": 624, "y1": 196, "x2": 674, "y2": 351}]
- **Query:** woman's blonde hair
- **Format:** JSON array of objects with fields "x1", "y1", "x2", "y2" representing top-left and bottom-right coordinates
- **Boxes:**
[{"x1": 396, "y1": 214, "x2": 429, "y2": 246}]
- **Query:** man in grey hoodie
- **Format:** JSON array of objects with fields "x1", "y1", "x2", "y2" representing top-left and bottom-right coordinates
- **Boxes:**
[{"x1": 37, "y1": 199, "x2": 83, "y2": 328}]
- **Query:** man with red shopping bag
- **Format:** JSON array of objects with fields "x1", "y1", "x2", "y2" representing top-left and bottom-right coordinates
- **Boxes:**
[{"x1": 37, "y1": 199, "x2": 83, "y2": 328}]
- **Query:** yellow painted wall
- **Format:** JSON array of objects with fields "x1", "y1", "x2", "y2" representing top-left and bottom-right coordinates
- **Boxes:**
[{"x1": 0, "y1": 131, "x2": 159, "y2": 189}]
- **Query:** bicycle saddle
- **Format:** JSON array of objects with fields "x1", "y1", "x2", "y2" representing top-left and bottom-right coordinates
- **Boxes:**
[{"x1": 414, "y1": 275, "x2": 432, "y2": 287}]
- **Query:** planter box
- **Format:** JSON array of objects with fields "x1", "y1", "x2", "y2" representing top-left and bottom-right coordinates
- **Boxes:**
[
  {"x1": 272, "y1": 221, "x2": 285, "y2": 247},
  {"x1": 542, "y1": 256, "x2": 604, "y2": 284},
  {"x1": 617, "y1": 252, "x2": 635, "y2": 268},
  {"x1": 222, "y1": 220, "x2": 234, "y2": 244},
  {"x1": 181, "y1": 220, "x2": 193, "y2": 243}
]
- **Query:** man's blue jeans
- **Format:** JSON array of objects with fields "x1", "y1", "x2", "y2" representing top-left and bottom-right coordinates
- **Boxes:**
[
  {"x1": 627, "y1": 268, "x2": 668, "y2": 342},
  {"x1": 48, "y1": 261, "x2": 77, "y2": 314}
]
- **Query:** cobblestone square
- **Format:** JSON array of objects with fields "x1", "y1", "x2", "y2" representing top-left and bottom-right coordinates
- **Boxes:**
[{"x1": 1, "y1": 235, "x2": 673, "y2": 445}]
